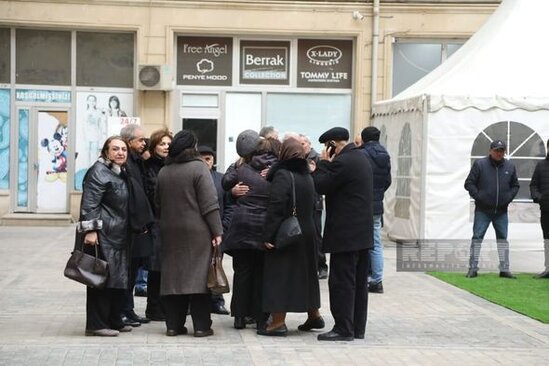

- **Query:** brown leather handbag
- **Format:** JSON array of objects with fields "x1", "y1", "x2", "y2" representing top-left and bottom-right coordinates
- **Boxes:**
[
  {"x1": 207, "y1": 246, "x2": 230, "y2": 295},
  {"x1": 64, "y1": 238, "x2": 109, "y2": 289}
]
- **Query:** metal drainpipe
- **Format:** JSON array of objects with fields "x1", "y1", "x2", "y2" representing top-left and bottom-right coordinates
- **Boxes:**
[{"x1": 370, "y1": 0, "x2": 380, "y2": 117}]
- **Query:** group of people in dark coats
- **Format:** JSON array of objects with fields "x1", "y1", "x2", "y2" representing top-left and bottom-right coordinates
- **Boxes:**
[{"x1": 77, "y1": 124, "x2": 375, "y2": 341}]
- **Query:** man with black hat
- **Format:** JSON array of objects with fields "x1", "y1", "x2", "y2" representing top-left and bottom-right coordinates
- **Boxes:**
[
  {"x1": 464, "y1": 139, "x2": 519, "y2": 279},
  {"x1": 312, "y1": 127, "x2": 373, "y2": 341},
  {"x1": 360, "y1": 126, "x2": 391, "y2": 294}
]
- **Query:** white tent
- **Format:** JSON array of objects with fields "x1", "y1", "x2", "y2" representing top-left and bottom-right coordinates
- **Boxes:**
[{"x1": 372, "y1": 0, "x2": 549, "y2": 243}]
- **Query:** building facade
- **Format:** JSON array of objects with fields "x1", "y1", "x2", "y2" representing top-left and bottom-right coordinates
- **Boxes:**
[{"x1": 0, "y1": 0, "x2": 499, "y2": 220}]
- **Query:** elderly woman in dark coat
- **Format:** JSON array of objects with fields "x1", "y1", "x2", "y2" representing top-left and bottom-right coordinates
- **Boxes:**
[
  {"x1": 222, "y1": 132, "x2": 281, "y2": 330},
  {"x1": 258, "y1": 137, "x2": 323, "y2": 336},
  {"x1": 155, "y1": 130, "x2": 222, "y2": 337},
  {"x1": 143, "y1": 128, "x2": 172, "y2": 321},
  {"x1": 79, "y1": 136, "x2": 132, "y2": 337}
]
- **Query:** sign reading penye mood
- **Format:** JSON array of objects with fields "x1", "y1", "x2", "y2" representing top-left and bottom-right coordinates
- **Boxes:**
[
  {"x1": 177, "y1": 36, "x2": 233, "y2": 86},
  {"x1": 240, "y1": 40, "x2": 290, "y2": 85},
  {"x1": 297, "y1": 39, "x2": 353, "y2": 89}
]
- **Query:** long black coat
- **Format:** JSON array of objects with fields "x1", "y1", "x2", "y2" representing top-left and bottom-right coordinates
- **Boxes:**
[
  {"x1": 262, "y1": 159, "x2": 320, "y2": 312},
  {"x1": 313, "y1": 143, "x2": 373, "y2": 253},
  {"x1": 221, "y1": 153, "x2": 278, "y2": 253},
  {"x1": 531, "y1": 154, "x2": 549, "y2": 212},
  {"x1": 78, "y1": 159, "x2": 130, "y2": 289},
  {"x1": 143, "y1": 154, "x2": 165, "y2": 271}
]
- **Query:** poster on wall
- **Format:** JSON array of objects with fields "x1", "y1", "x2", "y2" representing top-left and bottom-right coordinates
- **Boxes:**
[
  {"x1": 297, "y1": 39, "x2": 353, "y2": 89},
  {"x1": 177, "y1": 36, "x2": 233, "y2": 86},
  {"x1": 240, "y1": 40, "x2": 290, "y2": 85},
  {"x1": 75, "y1": 91, "x2": 133, "y2": 190},
  {"x1": 37, "y1": 111, "x2": 68, "y2": 212},
  {"x1": 0, "y1": 89, "x2": 9, "y2": 189}
]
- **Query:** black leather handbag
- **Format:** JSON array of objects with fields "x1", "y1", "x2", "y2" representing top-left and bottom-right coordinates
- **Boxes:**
[
  {"x1": 64, "y1": 237, "x2": 109, "y2": 289},
  {"x1": 274, "y1": 172, "x2": 303, "y2": 249}
]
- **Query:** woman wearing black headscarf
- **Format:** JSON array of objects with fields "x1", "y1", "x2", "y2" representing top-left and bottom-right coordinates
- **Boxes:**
[
  {"x1": 155, "y1": 130, "x2": 222, "y2": 337},
  {"x1": 258, "y1": 137, "x2": 323, "y2": 336}
]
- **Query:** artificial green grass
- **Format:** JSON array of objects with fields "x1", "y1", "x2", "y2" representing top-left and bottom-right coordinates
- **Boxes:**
[{"x1": 428, "y1": 272, "x2": 549, "y2": 323}]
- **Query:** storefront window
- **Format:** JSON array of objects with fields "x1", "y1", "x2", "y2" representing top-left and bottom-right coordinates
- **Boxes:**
[
  {"x1": 0, "y1": 28, "x2": 9, "y2": 84},
  {"x1": 0, "y1": 89, "x2": 9, "y2": 189},
  {"x1": 16, "y1": 29, "x2": 71, "y2": 86},
  {"x1": 266, "y1": 93, "x2": 351, "y2": 153},
  {"x1": 77, "y1": 32, "x2": 134, "y2": 88}
]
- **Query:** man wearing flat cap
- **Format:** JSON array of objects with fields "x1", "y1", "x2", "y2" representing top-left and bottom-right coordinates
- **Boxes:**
[
  {"x1": 464, "y1": 139, "x2": 519, "y2": 279},
  {"x1": 311, "y1": 127, "x2": 373, "y2": 341}
]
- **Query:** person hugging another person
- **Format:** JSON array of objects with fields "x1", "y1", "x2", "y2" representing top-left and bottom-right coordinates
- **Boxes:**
[{"x1": 258, "y1": 137, "x2": 323, "y2": 336}]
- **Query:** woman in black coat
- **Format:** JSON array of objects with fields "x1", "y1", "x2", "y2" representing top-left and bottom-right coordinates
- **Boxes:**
[
  {"x1": 221, "y1": 137, "x2": 280, "y2": 329},
  {"x1": 258, "y1": 138, "x2": 323, "y2": 336},
  {"x1": 79, "y1": 136, "x2": 132, "y2": 337},
  {"x1": 143, "y1": 128, "x2": 172, "y2": 321}
]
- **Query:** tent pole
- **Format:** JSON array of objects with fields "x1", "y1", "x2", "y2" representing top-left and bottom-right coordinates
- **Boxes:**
[{"x1": 419, "y1": 96, "x2": 429, "y2": 240}]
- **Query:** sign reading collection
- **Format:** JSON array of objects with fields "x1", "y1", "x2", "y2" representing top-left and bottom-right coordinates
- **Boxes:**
[{"x1": 177, "y1": 36, "x2": 352, "y2": 89}]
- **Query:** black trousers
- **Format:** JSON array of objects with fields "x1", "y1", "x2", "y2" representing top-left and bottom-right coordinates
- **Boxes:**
[
  {"x1": 123, "y1": 256, "x2": 148, "y2": 315},
  {"x1": 328, "y1": 249, "x2": 370, "y2": 337},
  {"x1": 86, "y1": 287, "x2": 126, "y2": 331},
  {"x1": 230, "y1": 250, "x2": 264, "y2": 319},
  {"x1": 541, "y1": 210, "x2": 549, "y2": 269},
  {"x1": 314, "y1": 210, "x2": 327, "y2": 271},
  {"x1": 146, "y1": 270, "x2": 163, "y2": 317},
  {"x1": 161, "y1": 294, "x2": 212, "y2": 332}
]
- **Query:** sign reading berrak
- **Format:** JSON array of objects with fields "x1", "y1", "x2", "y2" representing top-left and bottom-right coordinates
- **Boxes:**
[
  {"x1": 297, "y1": 39, "x2": 353, "y2": 89},
  {"x1": 240, "y1": 40, "x2": 290, "y2": 85},
  {"x1": 177, "y1": 36, "x2": 233, "y2": 86}
]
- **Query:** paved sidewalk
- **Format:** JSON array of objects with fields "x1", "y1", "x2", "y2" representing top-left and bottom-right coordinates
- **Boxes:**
[{"x1": 0, "y1": 226, "x2": 547, "y2": 365}]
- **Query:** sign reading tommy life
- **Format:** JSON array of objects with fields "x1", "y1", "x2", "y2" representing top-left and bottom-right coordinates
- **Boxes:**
[
  {"x1": 240, "y1": 40, "x2": 290, "y2": 85},
  {"x1": 177, "y1": 36, "x2": 233, "y2": 86},
  {"x1": 297, "y1": 39, "x2": 353, "y2": 89}
]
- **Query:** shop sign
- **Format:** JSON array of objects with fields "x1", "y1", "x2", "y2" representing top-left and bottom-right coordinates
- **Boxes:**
[
  {"x1": 16, "y1": 89, "x2": 71, "y2": 103},
  {"x1": 240, "y1": 40, "x2": 290, "y2": 85},
  {"x1": 297, "y1": 39, "x2": 353, "y2": 89},
  {"x1": 177, "y1": 36, "x2": 232, "y2": 86}
]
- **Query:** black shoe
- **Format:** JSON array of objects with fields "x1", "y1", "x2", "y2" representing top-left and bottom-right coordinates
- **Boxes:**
[
  {"x1": 212, "y1": 304, "x2": 230, "y2": 315},
  {"x1": 121, "y1": 315, "x2": 141, "y2": 327},
  {"x1": 194, "y1": 329, "x2": 214, "y2": 337},
  {"x1": 245, "y1": 316, "x2": 256, "y2": 325},
  {"x1": 368, "y1": 281, "x2": 384, "y2": 293},
  {"x1": 234, "y1": 317, "x2": 246, "y2": 329},
  {"x1": 166, "y1": 327, "x2": 188, "y2": 336},
  {"x1": 534, "y1": 271, "x2": 549, "y2": 279},
  {"x1": 298, "y1": 316, "x2": 325, "y2": 331},
  {"x1": 126, "y1": 311, "x2": 150, "y2": 324},
  {"x1": 318, "y1": 267, "x2": 328, "y2": 280},
  {"x1": 317, "y1": 330, "x2": 354, "y2": 342},
  {"x1": 466, "y1": 269, "x2": 478, "y2": 278},
  {"x1": 257, "y1": 324, "x2": 288, "y2": 337},
  {"x1": 134, "y1": 287, "x2": 147, "y2": 297},
  {"x1": 499, "y1": 271, "x2": 517, "y2": 279},
  {"x1": 354, "y1": 332, "x2": 365, "y2": 339}
]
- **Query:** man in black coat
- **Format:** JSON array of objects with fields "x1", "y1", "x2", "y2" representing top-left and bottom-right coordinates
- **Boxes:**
[
  {"x1": 530, "y1": 138, "x2": 549, "y2": 279},
  {"x1": 312, "y1": 127, "x2": 373, "y2": 341},
  {"x1": 119, "y1": 124, "x2": 153, "y2": 326}
]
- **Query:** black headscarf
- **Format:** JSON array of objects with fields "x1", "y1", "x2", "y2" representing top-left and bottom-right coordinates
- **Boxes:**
[{"x1": 169, "y1": 130, "x2": 197, "y2": 158}]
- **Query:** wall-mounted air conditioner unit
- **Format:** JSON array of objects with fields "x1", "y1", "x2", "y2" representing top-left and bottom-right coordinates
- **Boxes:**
[{"x1": 137, "y1": 64, "x2": 172, "y2": 91}]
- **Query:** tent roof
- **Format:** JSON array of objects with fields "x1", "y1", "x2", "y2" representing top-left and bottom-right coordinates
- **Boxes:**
[{"x1": 376, "y1": 0, "x2": 549, "y2": 113}]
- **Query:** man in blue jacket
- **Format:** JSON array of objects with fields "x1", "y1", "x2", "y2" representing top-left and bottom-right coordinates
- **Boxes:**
[
  {"x1": 464, "y1": 140, "x2": 519, "y2": 279},
  {"x1": 360, "y1": 127, "x2": 391, "y2": 293}
]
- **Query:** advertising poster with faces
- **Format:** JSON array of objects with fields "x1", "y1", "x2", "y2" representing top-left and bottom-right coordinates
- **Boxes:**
[{"x1": 75, "y1": 91, "x2": 133, "y2": 190}]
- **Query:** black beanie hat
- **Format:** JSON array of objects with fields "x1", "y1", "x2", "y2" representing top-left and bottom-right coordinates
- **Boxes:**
[{"x1": 169, "y1": 130, "x2": 197, "y2": 157}]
